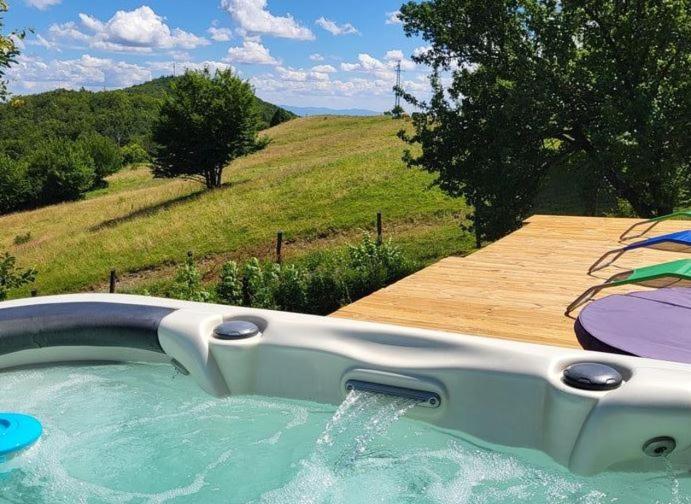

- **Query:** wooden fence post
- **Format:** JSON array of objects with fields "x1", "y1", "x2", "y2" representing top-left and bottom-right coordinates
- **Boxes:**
[
  {"x1": 376, "y1": 211, "x2": 383, "y2": 245},
  {"x1": 276, "y1": 231, "x2": 284, "y2": 264},
  {"x1": 109, "y1": 270, "x2": 117, "y2": 293}
]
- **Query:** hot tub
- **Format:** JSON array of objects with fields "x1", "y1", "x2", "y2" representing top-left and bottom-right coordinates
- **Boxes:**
[{"x1": 0, "y1": 294, "x2": 689, "y2": 502}]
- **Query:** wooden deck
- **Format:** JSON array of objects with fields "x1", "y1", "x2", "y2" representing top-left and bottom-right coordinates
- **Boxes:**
[{"x1": 333, "y1": 215, "x2": 690, "y2": 349}]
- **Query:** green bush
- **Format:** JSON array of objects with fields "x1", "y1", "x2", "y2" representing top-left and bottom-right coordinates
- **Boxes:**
[
  {"x1": 216, "y1": 260, "x2": 243, "y2": 305},
  {"x1": 121, "y1": 142, "x2": 150, "y2": 166},
  {"x1": 78, "y1": 134, "x2": 123, "y2": 185},
  {"x1": 345, "y1": 234, "x2": 410, "y2": 299},
  {"x1": 170, "y1": 253, "x2": 210, "y2": 302},
  {"x1": 270, "y1": 108, "x2": 294, "y2": 127},
  {"x1": 0, "y1": 154, "x2": 34, "y2": 214},
  {"x1": 210, "y1": 234, "x2": 416, "y2": 315},
  {"x1": 242, "y1": 258, "x2": 279, "y2": 309},
  {"x1": 27, "y1": 140, "x2": 95, "y2": 205},
  {"x1": 273, "y1": 264, "x2": 308, "y2": 312},
  {"x1": 13, "y1": 231, "x2": 31, "y2": 245},
  {"x1": 303, "y1": 270, "x2": 346, "y2": 315},
  {"x1": 0, "y1": 252, "x2": 36, "y2": 301}
]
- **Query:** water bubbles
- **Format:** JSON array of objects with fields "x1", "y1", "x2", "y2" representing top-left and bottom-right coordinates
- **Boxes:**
[{"x1": 0, "y1": 364, "x2": 689, "y2": 504}]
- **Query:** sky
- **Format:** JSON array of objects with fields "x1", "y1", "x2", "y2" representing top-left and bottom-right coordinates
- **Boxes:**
[{"x1": 5, "y1": 0, "x2": 433, "y2": 111}]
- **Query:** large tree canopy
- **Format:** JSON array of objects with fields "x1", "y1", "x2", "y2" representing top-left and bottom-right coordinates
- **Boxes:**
[
  {"x1": 399, "y1": 0, "x2": 690, "y2": 244},
  {"x1": 152, "y1": 69, "x2": 267, "y2": 189}
]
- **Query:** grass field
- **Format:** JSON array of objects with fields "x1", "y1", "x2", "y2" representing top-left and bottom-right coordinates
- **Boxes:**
[{"x1": 1, "y1": 116, "x2": 473, "y2": 298}]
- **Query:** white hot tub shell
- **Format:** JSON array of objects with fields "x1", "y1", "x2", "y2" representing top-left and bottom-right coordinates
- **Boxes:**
[{"x1": 0, "y1": 293, "x2": 689, "y2": 476}]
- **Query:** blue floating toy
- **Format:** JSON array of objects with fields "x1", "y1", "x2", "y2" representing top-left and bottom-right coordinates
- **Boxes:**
[{"x1": 0, "y1": 413, "x2": 42, "y2": 463}]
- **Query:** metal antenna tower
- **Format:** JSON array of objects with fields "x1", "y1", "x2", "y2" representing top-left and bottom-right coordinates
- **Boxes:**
[{"x1": 394, "y1": 60, "x2": 402, "y2": 109}]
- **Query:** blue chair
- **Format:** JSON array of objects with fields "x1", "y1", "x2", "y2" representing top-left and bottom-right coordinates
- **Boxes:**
[{"x1": 589, "y1": 230, "x2": 691, "y2": 273}]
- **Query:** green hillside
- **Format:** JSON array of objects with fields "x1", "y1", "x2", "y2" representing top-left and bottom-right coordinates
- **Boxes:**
[
  {"x1": 0, "y1": 75, "x2": 294, "y2": 157},
  {"x1": 125, "y1": 76, "x2": 297, "y2": 128},
  {"x1": 1, "y1": 116, "x2": 472, "y2": 297}
]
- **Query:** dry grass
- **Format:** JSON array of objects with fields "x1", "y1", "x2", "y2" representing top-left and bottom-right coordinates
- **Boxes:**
[{"x1": 1, "y1": 116, "x2": 471, "y2": 297}]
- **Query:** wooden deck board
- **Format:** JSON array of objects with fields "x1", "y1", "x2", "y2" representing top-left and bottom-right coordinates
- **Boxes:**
[{"x1": 332, "y1": 215, "x2": 690, "y2": 349}]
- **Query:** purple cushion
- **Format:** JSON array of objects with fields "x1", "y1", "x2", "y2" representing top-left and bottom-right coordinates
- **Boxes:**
[{"x1": 577, "y1": 288, "x2": 691, "y2": 364}]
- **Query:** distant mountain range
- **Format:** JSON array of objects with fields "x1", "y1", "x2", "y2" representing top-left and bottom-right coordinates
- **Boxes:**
[{"x1": 280, "y1": 105, "x2": 381, "y2": 117}]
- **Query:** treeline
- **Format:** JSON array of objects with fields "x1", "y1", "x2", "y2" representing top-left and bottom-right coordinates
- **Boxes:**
[{"x1": 0, "y1": 76, "x2": 295, "y2": 215}]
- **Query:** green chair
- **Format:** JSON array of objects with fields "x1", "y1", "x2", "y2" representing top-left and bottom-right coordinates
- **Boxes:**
[
  {"x1": 619, "y1": 210, "x2": 691, "y2": 241},
  {"x1": 566, "y1": 259, "x2": 691, "y2": 316}
]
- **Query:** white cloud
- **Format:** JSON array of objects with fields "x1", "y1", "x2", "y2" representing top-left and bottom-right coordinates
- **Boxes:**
[
  {"x1": 221, "y1": 0, "x2": 314, "y2": 40},
  {"x1": 7, "y1": 54, "x2": 152, "y2": 93},
  {"x1": 31, "y1": 34, "x2": 60, "y2": 51},
  {"x1": 384, "y1": 49, "x2": 416, "y2": 70},
  {"x1": 385, "y1": 50, "x2": 404, "y2": 61},
  {"x1": 385, "y1": 11, "x2": 402, "y2": 25},
  {"x1": 412, "y1": 45, "x2": 432, "y2": 58},
  {"x1": 309, "y1": 53, "x2": 324, "y2": 62},
  {"x1": 341, "y1": 53, "x2": 392, "y2": 79},
  {"x1": 49, "y1": 22, "x2": 90, "y2": 43},
  {"x1": 274, "y1": 66, "x2": 334, "y2": 82},
  {"x1": 249, "y1": 62, "x2": 433, "y2": 111},
  {"x1": 49, "y1": 6, "x2": 209, "y2": 53},
  {"x1": 311, "y1": 64, "x2": 336, "y2": 73},
  {"x1": 208, "y1": 26, "x2": 233, "y2": 42},
  {"x1": 24, "y1": 0, "x2": 61, "y2": 10},
  {"x1": 340, "y1": 62, "x2": 360, "y2": 72},
  {"x1": 7, "y1": 54, "x2": 234, "y2": 94},
  {"x1": 315, "y1": 17, "x2": 358, "y2": 36},
  {"x1": 276, "y1": 66, "x2": 308, "y2": 82},
  {"x1": 340, "y1": 52, "x2": 416, "y2": 78},
  {"x1": 226, "y1": 38, "x2": 279, "y2": 65}
]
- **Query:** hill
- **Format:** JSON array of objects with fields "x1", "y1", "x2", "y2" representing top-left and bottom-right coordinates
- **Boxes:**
[
  {"x1": 1, "y1": 116, "x2": 472, "y2": 297},
  {"x1": 125, "y1": 76, "x2": 297, "y2": 128},
  {"x1": 0, "y1": 75, "x2": 294, "y2": 159},
  {"x1": 281, "y1": 105, "x2": 380, "y2": 117}
]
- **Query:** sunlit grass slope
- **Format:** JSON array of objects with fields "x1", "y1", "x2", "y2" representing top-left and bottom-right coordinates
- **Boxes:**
[{"x1": 1, "y1": 116, "x2": 471, "y2": 297}]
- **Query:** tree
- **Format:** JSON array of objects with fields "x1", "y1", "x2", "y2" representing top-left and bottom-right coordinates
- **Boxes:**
[
  {"x1": 269, "y1": 107, "x2": 293, "y2": 127},
  {"x1": 27, "y1": 140, "x2": 95, "y2": 204},
  {"x1": 78, "y1": 133, "x2": 123, "y2": 186},
  {"x1": 0, "y1": 0, "x2": 23, "y2": 102},
  {"x1": 121, "y1": 141, "x2": 150, "y2": 165},
  {"x1": 0, "y1": 252, "x2": 36, "y2": 301},
  {"x1": 152, "y1": 69, "x2": 268, "y2": 189},
  {"x1": 0, "y1": 154, "x2": 33, "y2": 213},
  {"x1": 398, "y1": 0, "x2": 691, "y2": 245}
]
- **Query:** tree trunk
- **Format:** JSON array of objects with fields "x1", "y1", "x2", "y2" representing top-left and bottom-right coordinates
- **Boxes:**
[
  {"x1": 215, "y1": 167, "x2": 224, "y2": 188},
  {"x1": 572, "y1": 127, "x2": 657, "y2": 217},
  {"x1": 204, "y1": 170, "x2": 214, "y2": 189}
]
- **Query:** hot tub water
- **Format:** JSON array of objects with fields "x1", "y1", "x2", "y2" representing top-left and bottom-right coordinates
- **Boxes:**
[{"x1": 0, "y1": 362, "x2": 688, "y2": 503}]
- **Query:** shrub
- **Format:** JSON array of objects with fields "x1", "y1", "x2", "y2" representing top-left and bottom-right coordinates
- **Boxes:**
[
  {"x1": 345, "y1": 234, "x2": 410, "y2": 299},
  {"x1": 210, "y1": 234, "x2": 415, "y2": 315},
  {"x1": 242, "y1": 258, "x2": 279, "y2": 309},
  {"x1": 13, "y1": 231, "x2": 31, "y2": 245},
  {"x1": 216, "y1": 260, "x2": 243, "y2": 305},
  {"x1": 273, "y1": 264, "x2": 308, "y2": 312},
  {"x1": 170, "y1": 252, "x2": 210, "y2": 302},
  {"x1": 269, "y1": 108, "x2": 294, "y2": 127},
  {"x1": 0, "y1": 252, "x2": 36, "y2": 301},
  {"x1": 0, "y1": 155, "x2": 34, "y2": 214},
  {"x1": 78, "y1": 134, "x2": 123, "y2": 185},
  {"x1": 121, "y1": 142, "x2": 150, "y2": 166},
  {"x1": 27, "y1": 140, "x2": 96, "y2": 205},
  {"x1": 304, "y1": 270, "x2": 345, "y2": 315}
]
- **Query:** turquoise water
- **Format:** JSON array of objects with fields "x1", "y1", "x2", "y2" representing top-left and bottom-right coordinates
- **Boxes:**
[{"x1": 0, "y1": 362, "x2": 688, "y2": 503}]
